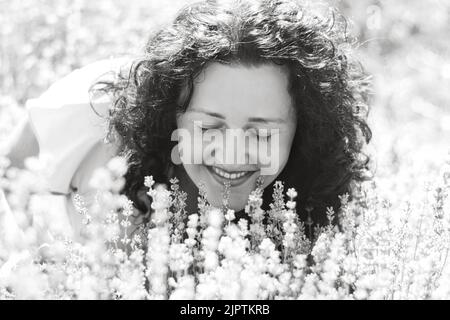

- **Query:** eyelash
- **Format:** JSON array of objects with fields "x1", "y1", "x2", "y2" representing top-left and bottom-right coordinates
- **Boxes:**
[{"x1": 199, "y1": 126, "x2": 220, "y2": 132}]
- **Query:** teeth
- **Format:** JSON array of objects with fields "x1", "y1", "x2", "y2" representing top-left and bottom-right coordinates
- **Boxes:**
[{"x1": 212, "y1": 167, "x2": 248, "y2": 180}]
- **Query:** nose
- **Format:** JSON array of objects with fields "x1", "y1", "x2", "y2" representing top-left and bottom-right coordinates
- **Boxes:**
[
  {"x1": 202, "y1": 128, "x2": 260, "y2": 168},
  {"x1": 223, "y1": 129, "x2": 260, "y2": 167}
]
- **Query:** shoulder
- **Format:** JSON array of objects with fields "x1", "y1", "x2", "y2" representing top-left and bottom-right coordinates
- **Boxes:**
[
  {"x1": 25, "y1": 57, "x2": 132, "y2": 195},
  {"x1": 70, "y1": 140, "x2": 120, "y2": 195}
]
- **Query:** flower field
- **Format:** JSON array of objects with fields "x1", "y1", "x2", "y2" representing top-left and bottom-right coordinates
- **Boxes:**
[
  {"x1": 0, "y1": 155, "x2": 449, "y2": 299},
  {"x1": 1, "y1": 0, "x2": 450, "y2": 300}
]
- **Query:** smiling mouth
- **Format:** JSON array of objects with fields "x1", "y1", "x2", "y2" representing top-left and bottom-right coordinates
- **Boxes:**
[{"x1": 206, "y1": 166, "x2": 258, "y2": 187}]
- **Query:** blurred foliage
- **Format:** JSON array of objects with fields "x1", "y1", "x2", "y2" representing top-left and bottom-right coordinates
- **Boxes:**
[
  {"x1": 331, "y1": 0, "x2": 450, "y2": 200},
  {"x1": 0, "y1": 0, "x2": 449, "y2": 201},
  {"x1": 0, "y1": 0, "x2": 198, "y2": 103}
]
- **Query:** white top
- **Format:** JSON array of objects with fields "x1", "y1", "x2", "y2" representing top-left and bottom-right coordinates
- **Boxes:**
[{"x1": 26, "y1": 57, "x2": 132, "y2": 238}]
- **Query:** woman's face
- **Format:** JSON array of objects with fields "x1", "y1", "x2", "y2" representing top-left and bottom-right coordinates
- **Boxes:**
[{"x1": 175, "y1": 62, "x2": 297, "y2": 211}]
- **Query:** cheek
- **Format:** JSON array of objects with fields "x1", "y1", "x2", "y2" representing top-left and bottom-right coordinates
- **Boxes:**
[
  {"x1": 260, "y1": 130, "x2": 296, "y2": 186},
  {"x1": 175, "y1": 117, "x2": 203, "y2": 165},
  {"x1": 280, "y1": 123, "x2": 297, "y2": 166},
  {"x1": 182, "y1": 163, "x2": 210, "y2": 194},
  {"x1": 182, "y1": 163, "x2": 201, "y2": 183},
  {"x1": 279, "y1": 132, "x2": 296, "y2": 165}
]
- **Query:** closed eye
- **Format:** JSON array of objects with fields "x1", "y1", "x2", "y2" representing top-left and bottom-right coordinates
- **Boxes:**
[
  {"x1": 246, "y1": 128, "x2": 274, "y2": 139},
  {"x1": 195, "y1": 124, "x2": 223, "y2": 131}
]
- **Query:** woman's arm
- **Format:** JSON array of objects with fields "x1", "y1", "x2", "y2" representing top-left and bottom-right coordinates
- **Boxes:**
[{"x1": 4, "y1": 117, "x2": 39, "y2": 169}]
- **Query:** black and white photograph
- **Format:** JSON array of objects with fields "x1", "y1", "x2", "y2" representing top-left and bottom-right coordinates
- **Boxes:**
[{"x1": 0, "y1": 0, "x2": 449, "y2": 305}]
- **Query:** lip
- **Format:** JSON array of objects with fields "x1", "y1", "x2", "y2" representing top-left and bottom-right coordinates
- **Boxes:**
[{"x1": 206, "y1": 166, "x2": 259, "y2": 187}]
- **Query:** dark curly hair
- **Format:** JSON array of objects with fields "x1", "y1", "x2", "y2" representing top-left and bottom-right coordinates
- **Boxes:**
[{"x1": 97, "y1": 0, "x2": 372, "y2": 236}]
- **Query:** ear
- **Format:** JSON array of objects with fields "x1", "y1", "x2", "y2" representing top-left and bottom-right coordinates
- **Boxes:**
[
  {"x1": 171, "y1": 145, "x2": 183, "y2": 166},
  {"x1": 170, "y1": 130, "x2": 183, "y2": 166},
  {"x1": 176, "y1": 77, "x2": 194, "y2": 111}
]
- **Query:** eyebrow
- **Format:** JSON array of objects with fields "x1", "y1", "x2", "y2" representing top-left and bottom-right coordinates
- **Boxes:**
[
  {"x1": 188, "y1": 108, "x2": 287, "y2": 124},
  {"x1": 247, "y1": 117, "x2": 286, "y2": 124},
  {"x1": 188, "y1": 109, "x2": 225, "y2": 119}
]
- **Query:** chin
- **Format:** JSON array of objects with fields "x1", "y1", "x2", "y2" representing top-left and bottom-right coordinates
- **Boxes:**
[
  {"x1": 228, "y1": 197, "x2": 249, "y2": 212},
  {"x1": 204, "y1": 187, "x2": 248, "y2": 211},
  {"x1": 231, "y1": 186, "x2": 259, "y2": 210},
  {"x1": 183, "y1": 163, "x2": 280, "y2": 212}
]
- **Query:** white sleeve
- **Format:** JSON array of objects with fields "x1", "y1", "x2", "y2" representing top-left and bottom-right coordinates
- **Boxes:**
[{"x1": 25, "y1": 57, "x2": 129, "y2": 195}]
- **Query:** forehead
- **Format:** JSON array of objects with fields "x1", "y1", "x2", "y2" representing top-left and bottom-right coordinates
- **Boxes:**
[{"x1": 188, "y1": 62, "x2": 293, "y2": 119}]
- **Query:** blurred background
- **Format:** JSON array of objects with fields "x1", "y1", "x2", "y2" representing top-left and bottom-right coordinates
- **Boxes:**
[{"x1": 1, "y1": 0, "x2": 449, "y2": 204}]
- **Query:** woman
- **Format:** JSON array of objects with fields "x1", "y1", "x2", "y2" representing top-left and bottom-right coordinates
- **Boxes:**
[{"x1": 6, "y1": 0, "x2": 372, "y2": 239}]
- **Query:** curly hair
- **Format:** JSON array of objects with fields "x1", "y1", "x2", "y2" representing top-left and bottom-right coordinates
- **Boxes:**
[{"x1": 98, "y1": 0, "x2": 372, "y2": 236}]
